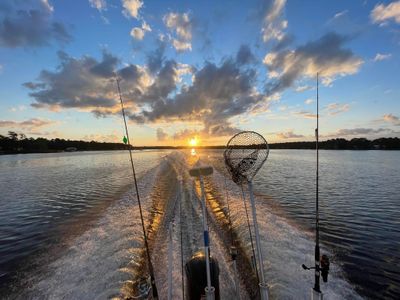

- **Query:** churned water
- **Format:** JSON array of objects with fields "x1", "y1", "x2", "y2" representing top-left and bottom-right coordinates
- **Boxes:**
[
  {"x1": 0, "y1": 149, "x2": 398, "y2": 299},
  {"x1": 0, "y1": 150, "x2": 167, "y2": 298},
  {"x1": 207, "y1": 149, "x2": 399, "y2": 299}
]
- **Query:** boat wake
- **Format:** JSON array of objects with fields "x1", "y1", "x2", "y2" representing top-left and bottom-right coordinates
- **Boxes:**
[{"x1": 9, "y1": 151, "x2": 362, "y2": 299}]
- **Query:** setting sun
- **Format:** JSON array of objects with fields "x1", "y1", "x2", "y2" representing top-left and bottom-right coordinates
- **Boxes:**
[{"x1": 189, "y1": 137, "x2": 198, "y2": 147}]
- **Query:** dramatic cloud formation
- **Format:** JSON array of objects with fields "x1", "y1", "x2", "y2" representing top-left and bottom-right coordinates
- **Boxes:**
[
  {"x1": 383, "y1": 114, "x2": 400, "y2": 126},
  {"x1": 25, "y1": 46, "x2": 269, "y2": 139},
  {"x1": 264, "y1": 32, "x2": 363, "y2": 94},
  {"x1": 163, "y1": 12, "x2": 192, "y2": 52},
  {"x1": 0, "y1": 0, "x2": 71, "y2": 48},
  {"x1": 325, "y1": 103, "x2": 350, "y2": 115},
  {"x1": 24, "y1": 50, "x2": 125, "y2": 113},
  {"x1": 374, "y1": 53, "x2": 392, "y2": 61},
  {"x1": 276, "y1": 130, "x2": 304, "y2": 139},
  {"x1": 122, "y1": 0, "x2": 143, "y2": 19},
  {"x1": 261, "y1": 0, "x2": 288, "y2": 43},
  {"x1": 89, "y1": 0, "x2": 107, "y2": 11},
  {"x1": 371, "y1": 1, "x2": 400, "y2": 24},
  {"x1": 128, "y1": 52, "x2": 266, "y2": 136}
]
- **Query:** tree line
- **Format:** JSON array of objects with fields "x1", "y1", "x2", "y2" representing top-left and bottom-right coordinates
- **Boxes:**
[
  {"x1": 0, "y1": 131, "x2": 130, "y2": 154},
  {"x1": 269, "y1": 137, "x2": 400, "y2": 150},
  {"x1": 0, "y1": 131, "x2": 399, "y2": 154}
]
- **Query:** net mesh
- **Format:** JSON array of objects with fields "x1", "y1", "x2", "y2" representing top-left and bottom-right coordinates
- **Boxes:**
[{"x1": 224, "y1": 131, "x2": 269, "y2": 184}]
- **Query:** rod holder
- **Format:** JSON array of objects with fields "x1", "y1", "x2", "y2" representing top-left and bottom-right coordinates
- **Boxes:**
[
  {"x1": 205, "y1": 286, "x2": 215, "y2": 300},
  {"x1": 311, "y1": 288, "x2": 323, "y2": 300},
  {"x1": 259, "y1": 283, "x2": 269, "y2": 300}
]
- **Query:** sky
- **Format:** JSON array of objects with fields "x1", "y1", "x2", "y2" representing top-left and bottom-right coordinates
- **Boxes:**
[{"x1": 0, "y1": 0, "x2": 399, "y2": 146}]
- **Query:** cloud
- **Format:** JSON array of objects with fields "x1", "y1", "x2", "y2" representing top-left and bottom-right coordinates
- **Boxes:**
[
  {"x1": 0, "y1": 0, "x2": 71, "y2": 48},
  {"x1": 156, "y1": 128, "x2": 168, "y2": 141},
  {"x1": 325, "y1": 102, "x2": 350, "y2": 115},
  {"x1": 9, "y1": 105, "x2": 26, "y2": 112},
  {"x1": 164, "y1": 12, "x2": 191, "y2": 40},
  {"x1": 122, "y1": 0, "x2": 143, "y2": 19},
  {"x1": 333, "y1": 10, "x2": 348, "y2": 19},
  {"x1": 83, "y1": 133, "x2": 119, "y2": 142},
  {"x1": 261, "y1": 0, "x2": 288, "y2": 43},
  {"x1": 383, "y1": 113, "x2": 400, "y2": 126},
  {"x1": 172, "y1": 39, "x2": 192, "y2": 52},
  {"x1": 0, "y1": 118, "x2": 57, "y2": 133},
  {"x1": 276, "y1": 130, "x2": 305, "y2": 139},
  {"x1": 163, "y1": 12, "x2": 192, "y2": 52},
  {"x1": 295, "y1": 85, "x2": 312, "y2": 92},
  {"x1": 371, "y1": 1, "x2": 400, "y2": 24},
  {"x1": 326, "y1": 127, "x2": 390, "y2": 137},
  {"x1": 373, "y1": 53, "x2": 392, "y2": 61},
  {"x1": 24, "y1": 50, "x2": 128, "y2": 113},
  {"x1": 305, "y1": 98, "x2": 314, "y2": 105},
  {"x1": 264, "y1": 32, "x2": 363, "y2": 95},
  {"x1": 293, "y1": 111, "x2": 317, "y2": 119},
  {"x1": 130, "y1": 27, "x2": 144, "y2": 40},
  {"x1": 130, "y1": 21, "x2": 151, "y2": 40},
  {"x1": 25, "y1": 46, "x2": 274, "y2": 139},
  {"x1": 89, "y1": 0, "x2": 107, "y2": 11},
  {"x1": 236, "y1": 45, "x2": 256, "y2": 65},
  {"x1": 128, "y1": 50, "x2": 266, "y2": 137},
  {"x1": 172, "y1": 128, "x2": 201, "y2": 141},
  {"x1": 146, "y1": 40, "x2": 166, "y2": 73}
]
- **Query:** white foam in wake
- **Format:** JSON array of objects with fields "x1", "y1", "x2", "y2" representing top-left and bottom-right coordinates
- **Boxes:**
[
  {"x1": 14, "y1": 163, "x2": 162, "y2": 300},
  {"x1": 210, "y1": 166, "x2": 363, "y2": 300}
]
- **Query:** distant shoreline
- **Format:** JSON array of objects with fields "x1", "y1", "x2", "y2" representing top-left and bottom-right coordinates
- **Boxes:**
[{"x1": 1, "y1": 136, "x2": 399, "y2": 155}]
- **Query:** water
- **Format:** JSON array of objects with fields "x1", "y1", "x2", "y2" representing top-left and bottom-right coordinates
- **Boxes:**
[
  {"x1": 0, "y1": 150, "x2": 167, "y2": 297},
  {"x1": 259, "y1": 150, "x2": 400, "y2": 299},
  {"x1": 0, "y1": 150, "x2": 398, "y2": 299},
  {"x1": 207, "y1": 149, "x2": 400, "y2": 299}
]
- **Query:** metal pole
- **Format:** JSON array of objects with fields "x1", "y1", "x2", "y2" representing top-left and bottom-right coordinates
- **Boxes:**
[
  {"x1": 168, "y1": 222, "x2": 173, "y2": 300},
  {"x1": 241, "y1": 185, "x2": 259, "y2": 280},
  {"x1": 247, "y1": 181, "x2": 269, "y2": 300},
  {"x1": 199, "y1": 175, "x2": 215, "y2": 300},
  {"x1": 179, "y1": 177, "x2": 185, "y2": 300},
  {"x1": 232, "y1": 257, "x2": 241, "y2": 300}
]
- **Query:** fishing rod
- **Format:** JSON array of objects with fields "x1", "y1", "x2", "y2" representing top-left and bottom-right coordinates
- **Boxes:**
[
  {"x1": 315, "y1": 72, "x2": 321, "y2": 295},
  {"x1": 302, "y1": 73, "x2": 329, "y2": 300},
  {"x1": 116, "y1": 77, "x2": 158, "y2": 299}
]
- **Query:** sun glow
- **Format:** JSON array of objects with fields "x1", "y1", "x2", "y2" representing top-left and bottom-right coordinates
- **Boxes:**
[{"x1": 189, "y1": 137, "x2": 198, "y2": 147}]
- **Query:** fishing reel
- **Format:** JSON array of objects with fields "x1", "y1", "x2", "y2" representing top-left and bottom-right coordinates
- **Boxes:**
[{"x1": 302, "y1": 254, "x2": 330, "y2": 282}]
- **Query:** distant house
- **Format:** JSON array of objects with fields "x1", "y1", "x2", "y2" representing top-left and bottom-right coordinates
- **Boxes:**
[{"x1": 65, "y1": 147, "x2": 77, "y2": 152}]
